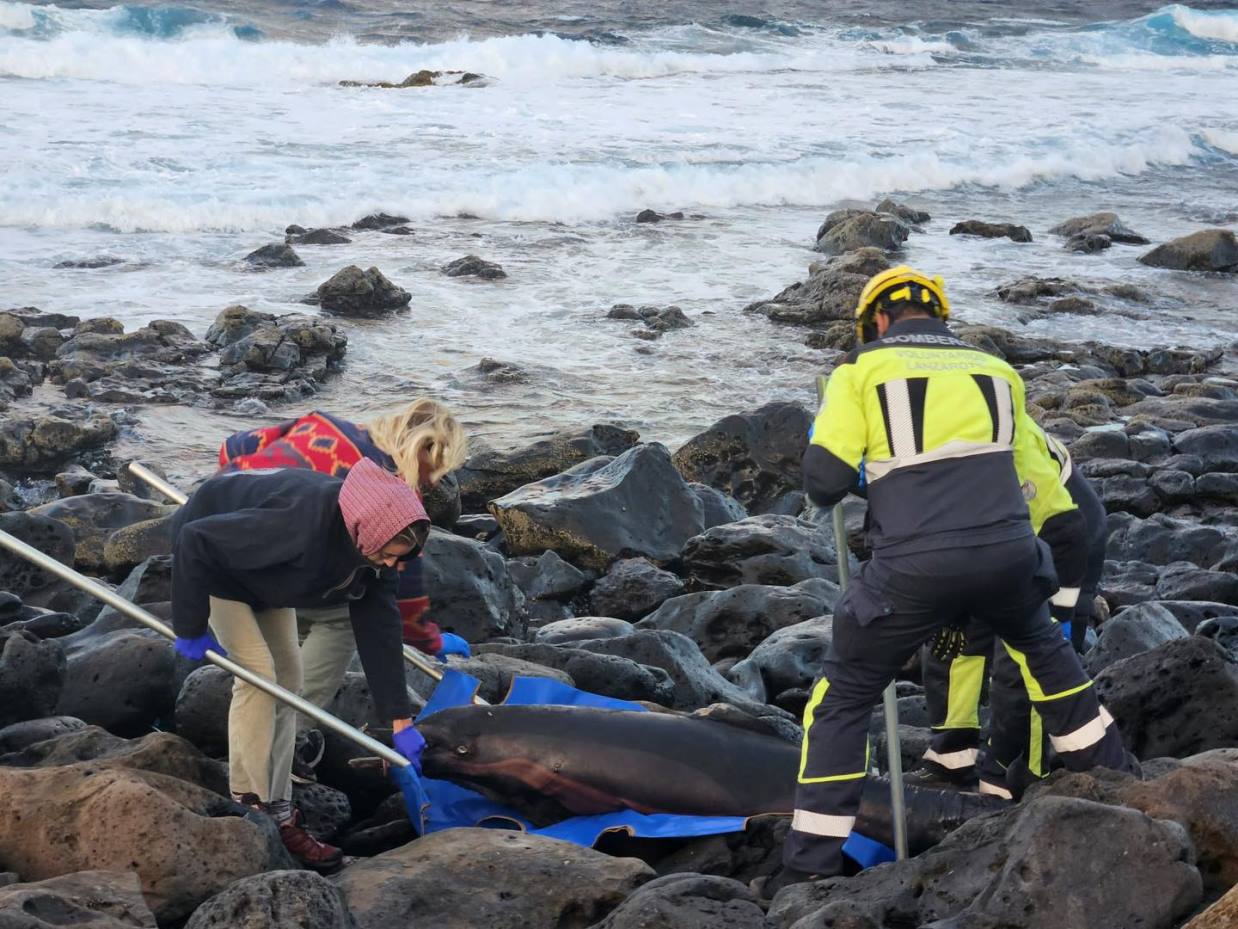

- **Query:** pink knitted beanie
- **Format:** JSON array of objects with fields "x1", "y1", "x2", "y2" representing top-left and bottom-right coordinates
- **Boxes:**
[{"x1": 338, "y1": 458, "x2": 429, "y2": 556}]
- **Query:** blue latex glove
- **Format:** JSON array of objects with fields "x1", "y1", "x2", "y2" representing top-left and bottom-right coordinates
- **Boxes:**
[
  {"x1": 437, "y1": 632, "x2": 471, "y2": 663},
  {"x1": 174, "y1": 633, "x2": 225, "y2": 661},
  {"x1": 393, "y1": 726, "x2": 425, "y2": 773}
]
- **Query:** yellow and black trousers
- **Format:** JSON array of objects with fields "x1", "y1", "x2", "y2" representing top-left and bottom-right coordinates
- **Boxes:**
[{"x1": 786, "y1": 535, "x2": 1134, "y2": 876}]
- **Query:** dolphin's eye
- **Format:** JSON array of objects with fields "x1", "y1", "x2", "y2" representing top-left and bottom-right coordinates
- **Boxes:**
[{"x1": 456, "y1": 745, "x2": 469, "y2": 755}]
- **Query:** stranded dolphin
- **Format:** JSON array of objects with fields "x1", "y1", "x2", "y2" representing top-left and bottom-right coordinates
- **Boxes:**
[{"x1": 418, "y1": 704, "x2": 1006, "y2": 853}]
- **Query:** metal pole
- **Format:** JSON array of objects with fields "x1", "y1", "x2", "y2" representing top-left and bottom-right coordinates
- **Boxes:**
[
  {"x1": 0, "y1": 528, "x2": 408, "y2": 769},
  {"x1": 128, "y1": 462, "x2": 187, "y2": 505},
  {"x1": 831, "y1": 504, "x2": 909, "y2": 860},
  {"x1": 127, "y1": 462, "x2": 488, "y2": 706}
]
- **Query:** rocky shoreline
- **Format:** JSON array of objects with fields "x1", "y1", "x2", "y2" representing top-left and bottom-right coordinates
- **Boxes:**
[{"x1": 1, "y1": 205, "x2": 1237, "y2": 928}]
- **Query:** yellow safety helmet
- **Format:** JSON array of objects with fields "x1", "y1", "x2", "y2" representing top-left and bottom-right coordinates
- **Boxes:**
[{"x1": 854, "y1": 266, "x2": 951, "y2": 344}]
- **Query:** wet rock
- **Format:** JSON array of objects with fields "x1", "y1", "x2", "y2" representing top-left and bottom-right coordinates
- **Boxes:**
[
  {"x1": 1049, "y1": 211, "x2": 1150, "y2": 244},
  {"x1": 456, "y1": 425, "x2": 640, "y2": 513},
  {"x1": 590, "y1": 558, "x2": 685, "y2": 620},
  {"x1": 470, "y1": 357, "x2": 530, "y2": 383},
  {"x1": 0, "y1": 763, "x2": 282, "y2": 921},
  {"x1": 287, "y1": 227, "x2": 352, "y2": 245},
  {"x1": 174, "y1": 665, "x2": 232, "y2": 756},
  {"x1": 1095, "y1": 474, "x2": 1161, "y2": 517},
  {"x1": 478, "y1": 641, "x2": 674, "y2": 705},
  {"x1": 769, "y1": 796, "x2": 1199, "y2": 929},
  {"x1": 244, "y1": 243, "x2": 304, "y2": 269},
  {"x1": 607, "y1": 303, "x2": 693, "y2": 338},
  {"x1": 55, "y1": 466, "x2": 96, "y2": 498},
  {"x1": 20, "y1": 325, "x2": 66, "y2": 361},
  {"x1": 316, "y1": 266, "x2": 411, "y2": 318},
  {"x1": 1095, "y1": 636, "x2": 1238, "y2": 758},
  {"x1": 1139, "y1": 229, "x2": 1238, "y2": 272},
  {"x1": 1066, "y1": 232, "x2": 1112, "y2": 253},
  {"x1": 815, "y1": 211, "x2": 909, "y2": 255},
  {"x1": 85, "y1": 555, "x2": 174, "y2": 637},
  {"x1": 52, "y1": 320, "x2": 210, "y2": 382},
  {"x1": 533, "y1": 616, "x2": 635, "y2": 645},
  {"x1": 1084, "y1": 602, "x2": 1189, "y2": 675},
  {"x1": 29, "y1": 494, "x2": 170, "y2": 574},
  {"x1": 673, "y1": 402, "x2": 811, "y2": 515},
  {"x1": 0, "y1": 631, "x2": 65, "y2": 728},
  {"x1": 204, "y1": 304, "x2": 276, "y2": 348},
  {"x1": 0, "y1": 411, "x2": 119, "y2": 472},
  {"x1": 637, "y1": 579, "x2": 837, "y2": 667},
  {"x1": 1159, "y1": 601, "x2": 1238, "y2": 634},
  {"x1": 874, "y1": 198, "x2": 930, "y2": 225},
  {"x1": 574, "y1": 628, "x2": 781, "y2": 714},
  {"x1": 491, "y1": 443, "x2": 705, "y2": 571},
  {"x1": 0, "y1": 608, "x2": 84, "y2": 641},
  {"x1": 726, "y1": 617, "x2": 832, "y2": 708},
  {"x1": 351, "y1": 212, "x2": 410, "y2": 230},
  {"x1": 0, "y1": 479, "x2": 20, "y2": 512},
  {"x1": 335, "y1": 828, "x2": 653, "y2": 929},
  {"x1": 185, "y1": 870, "x2": 356, "y2": 929},
  {"x1": 55, "y1": 629, "x2": 176, "y2": 737},
  {"x1": 53, "y1": 257, "x2": 125, "y2": 270},
  {"x1": 949, "y1": 219, "x2": 1032, "y2": 242},
  {"x1": 635, "y1": 209, "x2": 684, "y2": 223},
  {"x1": 680, "y1": 514, "x2": 850, "y2": 589},
  {"x1": 589, "y1": 873, "x2": 765, "y2": 929},
  {"x1": 420, "y1": 528, "x2": 522, "y2": 641},
  {"x1": 0, "y1": 870, "x2": 157, "y2": 928},
  {"x1": 442, "y1": 255, "x2": 507, "y2": 279}
]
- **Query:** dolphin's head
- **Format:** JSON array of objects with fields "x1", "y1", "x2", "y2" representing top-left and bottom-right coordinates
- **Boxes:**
[{"x1": 416, "y1": 705, "x2": 493, "y2": 778}]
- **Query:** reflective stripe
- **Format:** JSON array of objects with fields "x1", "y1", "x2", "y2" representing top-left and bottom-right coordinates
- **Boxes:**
[
  {"x1": 978, "y1": 780, "x2": 1013, "y2": 800},
  {"x1": 923, "y1": 747, "x2": 978, "y2": 770},
  {"x1": 792, "y1": 809, "x2": 856, "y2": 837},
  {"x1": 865, "y1": 439, "x2": 1011, "y2": 482},
  {"x1": 799, "y1": 677, "x2": 869, "y2": 784},
  {"x1": 943, "y1": 654, "x2": 986, "y2": 729},
  {"x1": 1100, "y1": 706, "x2": 1114, "y2": 727},
  {"x1": 1028, "y1": 708, "x2": 1044, "y2": 777},
  {"x1": 883, "y1": 378, "x2": 917, "y2": 458},
  {"x1": 1050, "y1": 713, "x2": 1110, "y2": 753},
  {"x1": 1050, "y1": 587, "x2": 1081, "y2": 608},
  {"x1": 1000, "y1": 641, "x2": 1094, "y2": 702},
  {"x1": 994, "y1": 377, "x2": 1014, "y2": 445}
]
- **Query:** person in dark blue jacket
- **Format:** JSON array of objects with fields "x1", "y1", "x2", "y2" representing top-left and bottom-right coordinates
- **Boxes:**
[{"x1": 170, "y1": 460, "x2": 428, "y2": 872}]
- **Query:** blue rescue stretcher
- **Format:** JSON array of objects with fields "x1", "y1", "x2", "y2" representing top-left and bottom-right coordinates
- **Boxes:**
[{"x1": 400, "y1": 669, "x2": 895, "y2": 869}]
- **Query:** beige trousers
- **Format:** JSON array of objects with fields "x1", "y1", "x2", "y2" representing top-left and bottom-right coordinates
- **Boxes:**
[
  {"x1": 297, "y1": 605, "x2": 357, "y2": 727},
  {"x1": 207, "y1": 596, "x2": 301, "y2": 803}
]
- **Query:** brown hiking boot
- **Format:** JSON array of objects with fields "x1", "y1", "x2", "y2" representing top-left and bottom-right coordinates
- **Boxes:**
[{"x1": 278, "y1": 809, "x2": 343, "y2": 874}]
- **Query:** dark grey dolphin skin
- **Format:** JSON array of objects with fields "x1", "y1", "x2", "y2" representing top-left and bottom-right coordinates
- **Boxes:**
[{"x1": 418, "y1": 704, "x2": 1006, "y2": 852}]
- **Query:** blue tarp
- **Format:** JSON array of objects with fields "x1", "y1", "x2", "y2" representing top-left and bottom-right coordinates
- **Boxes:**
[{"x1": 404, "y1": 669, "x2": 894, "y2": 868}]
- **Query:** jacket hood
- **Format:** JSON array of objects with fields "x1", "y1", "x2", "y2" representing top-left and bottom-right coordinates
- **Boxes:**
[{"x1": 338, "y1": 458, "x2": 429, "y2": 556}]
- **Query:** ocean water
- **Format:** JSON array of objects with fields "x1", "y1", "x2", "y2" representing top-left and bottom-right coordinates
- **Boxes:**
[{"x1": 1, "y1": 1, "x2": 1236, "y2": 479}]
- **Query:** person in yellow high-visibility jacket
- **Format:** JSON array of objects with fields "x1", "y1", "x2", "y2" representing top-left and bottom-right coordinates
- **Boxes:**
[{"x1": 770, "y1": 266, "x2": 1139, "y2": 893}]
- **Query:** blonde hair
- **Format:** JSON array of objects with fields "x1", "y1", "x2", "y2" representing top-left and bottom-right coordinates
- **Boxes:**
[{"x1": 365, "y1": 398, "x2": 468, "y2": 491}]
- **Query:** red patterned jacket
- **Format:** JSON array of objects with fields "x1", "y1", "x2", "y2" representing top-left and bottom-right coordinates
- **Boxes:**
[{"x1": 218, "y1": 410, "x2": 442, "y2": 654}]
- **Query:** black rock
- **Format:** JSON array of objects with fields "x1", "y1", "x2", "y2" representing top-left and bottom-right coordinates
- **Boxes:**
[
  {"x1": 184, "y1": 869, "x2": 357, "y2": 929},
  {"x1": 477, "y1": 642, "x2": 675, "y2": 705},
  {"x1": 590, "y1": 558, "x2": 685, "y2": 620},
  {"x1": 174, "y1": 665, "x2": 232, "y2": 756},
  {"x1": 0, "y1": 631, "x2": 66, "y2": 728},
  {"x1": 1049, "y1": 211, "x2": 1149, "y2": 244},
  {"x1": 1156, "y1": 562, "x2": 1238, "y2": 605},
  {"x1": 1066, "y1": 232, "x2": 1112, "y2": 253},
  {"x1": 420, "y1": 528, "x2": 522, "y2": 642},
  {"x1": 744, "y1": 248, "x2": 890, "y2": 327},
  {"x1": 422, "y1": 471, "x2": 461, "y2": 529},
  {"x1": 1174, "y1": 424, "x2": 1238, "y2": 472},
  {"x1": 680, "y1": 514, "x2": 850, "y2": 589},
  {"x1": 0, "y1": 715, "x2": 87, "y2": 753},
  {"x1": 874, "y1": 198, "x2": 930, "y2": 225},
  {"x1": 589, "y1": 873, "x2": 765, "y2": 929},
  {"x1": 673, "y1": 402, "x2": 811, "y2": 515},
  {"x1": 1084, "y1": 602, "x2": 1188, "y2": 675},
  {"x1": 288, "y1": 227, "x2": 352, "y2": 245},
  {"x1": 55, "y1": 629, "x2": 176, "y2": 737},
  {"x1": 816, "y1": 211, "x2": 908, "y2": 255},
  {"x1": 1139, "y1": 229, "x2": 1238, "y2": 272},
  {"x1": 292, "y1": 781, "x2": 352, "y2": 842},
  {"x1": 456, "y1": 424, "x2": 640, "y2": 513},
  {"x1": 506, "y1": 550, "x2": 588, "y2": 602},
  {"x1": 0, "y1": 870, "x2": 158, "y2": 928},
  {"x1": 490, "y1": 443, "x2": 706, "y2": 571},
  {"x1": 1106, "y1": 511, "x2": 1236, "y2": 569},
  {"x1": 1095, "y1": 636, "x2": 1238, "y2": 757},
  {"x1": 442, "y1": 255, "x2": 507, "y2": 280},
  {"x1": 316, "y1": 266, "x2": 411, "y2": 317},
  {"x1": 533, "y1": 616, "x2": 635, "y2": 645},
  {"x1": 636, "y1": 209, "x2": 684, "y2": 223},
  {"x1": 351, "y1": 212, "x2": 410, "y2": 230},
  {"x1": 244, "y1": 243, "x2": 304, "y2": 269},
  {"x1": 949, "y1": 220, "x2": 1032, "y2": 242},
  {"x1": 52, "y1": 256, "x2": 125, "y2": 269},
  {"x1": 0, "y1": 511, "x2": 76, "y2": 602},
  {"x1": 726, "y1": 617, "x2": 832, "y2": 707}
]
